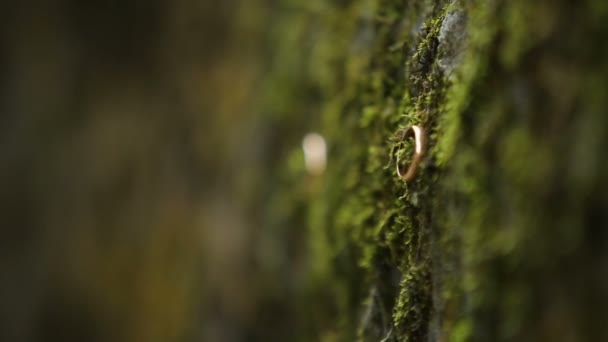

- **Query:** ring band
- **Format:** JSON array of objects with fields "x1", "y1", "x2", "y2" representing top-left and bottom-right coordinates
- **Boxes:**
[{"x1": 396, "y1": 125, "x2": 425, "y2": 181}]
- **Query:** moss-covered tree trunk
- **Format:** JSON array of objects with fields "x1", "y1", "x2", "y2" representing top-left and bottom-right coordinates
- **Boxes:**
[{"x1": 261, "y1": 0, "x2": 608, "y2": 341}]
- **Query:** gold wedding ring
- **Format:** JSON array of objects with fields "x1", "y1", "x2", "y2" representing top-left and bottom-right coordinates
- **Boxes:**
[{"x1": 396, "y1": 125, "x2": 425, "y2": 181}]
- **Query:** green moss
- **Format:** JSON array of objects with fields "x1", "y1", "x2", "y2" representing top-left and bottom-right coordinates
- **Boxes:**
[{"x1": 260, "y1": 0, "x2": 608, "y2": 340}]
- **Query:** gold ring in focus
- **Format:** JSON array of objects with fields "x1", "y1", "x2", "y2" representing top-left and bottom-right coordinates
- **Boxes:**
[{"x1": 396, "y1": 125, "x2": 425, "y2": 181}]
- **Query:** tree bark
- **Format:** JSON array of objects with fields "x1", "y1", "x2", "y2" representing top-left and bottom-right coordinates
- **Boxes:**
[{"x1": 260, "y1": 0, "x2": 608, "y2": 341}]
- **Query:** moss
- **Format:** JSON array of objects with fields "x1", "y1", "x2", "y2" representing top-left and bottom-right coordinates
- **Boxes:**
[
  {"x1": 262, "y1": 0, "x2": 454, "y2": 340},
  {"x1": 259, "y1": 0, "x2": 608, "y2": 340}
]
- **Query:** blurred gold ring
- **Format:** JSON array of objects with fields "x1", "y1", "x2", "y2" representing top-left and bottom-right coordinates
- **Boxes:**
[{"x1": 396, "y1": 125, "x2": 425, "y2": 181}]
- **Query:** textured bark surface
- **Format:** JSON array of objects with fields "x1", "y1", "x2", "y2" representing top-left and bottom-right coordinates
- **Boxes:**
[{"x1": 260, "y1": 0, "x2": 608, "y2": 341}]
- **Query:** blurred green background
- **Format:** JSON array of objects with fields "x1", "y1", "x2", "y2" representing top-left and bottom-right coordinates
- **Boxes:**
[{"x1": 0, "y1": 1, "x2": 313, "y2": 340}]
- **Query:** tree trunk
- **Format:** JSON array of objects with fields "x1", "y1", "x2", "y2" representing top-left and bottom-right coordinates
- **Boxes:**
[{"x1": 260, "y1": 0, "x2": 608, "y2": 341}]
